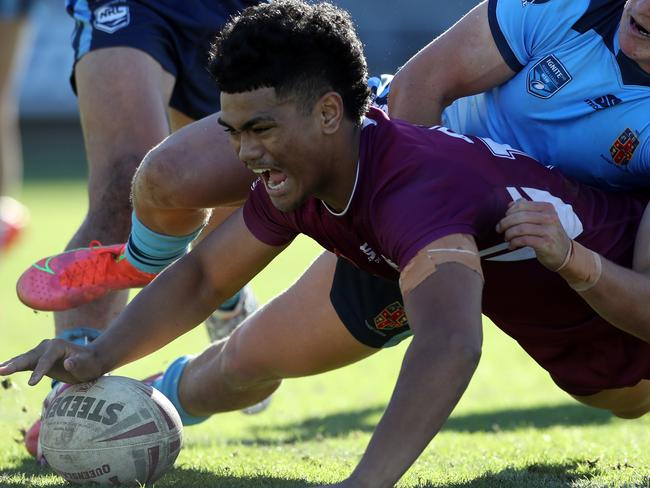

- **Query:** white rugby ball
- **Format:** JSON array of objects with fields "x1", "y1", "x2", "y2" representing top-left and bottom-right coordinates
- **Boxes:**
[{"x1": 39, "y1": 376, "x2": 183, "y2": 486}]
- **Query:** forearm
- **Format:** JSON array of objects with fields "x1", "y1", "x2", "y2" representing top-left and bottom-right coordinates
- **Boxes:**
[
  {"x1": 90, "y1": 253, "x2": 232, "y2": 372},
  {"x1": 349, "y1": 335, "x2": 480, "y2": 487},
  {"x1": 569, "y1": 257, "x2": 650, "y2": 343}
]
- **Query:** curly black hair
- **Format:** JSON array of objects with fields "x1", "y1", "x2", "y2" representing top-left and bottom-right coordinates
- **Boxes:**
[{"x1": 208, "y1": 0, "x2": 370, "y2": 123}]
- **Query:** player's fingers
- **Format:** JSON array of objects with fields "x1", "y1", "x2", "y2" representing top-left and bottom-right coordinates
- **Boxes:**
[
  {"x1": 28, "y1": 344, "x2": 67, "y2": 386},
  {"x1": 0, "y1": 357, "x2": 30, "y2": 375},
  {"x1": 507, "y1": 235, "x2": 548, "y2": 250},
  {"x1": 502, "y1": 223, "x2": 550, "y2": 244},
  {"x1": 505, "y1": 199, "x2": 555, "y2": 216},
  {"x1": 497, "y1": 211, "x2": 552, "y2": 233},
  {"x1": 0, "y1": 341, "x2": 50, "y2": 375},
  {"x1": 63, "y1": 350, "x2": 102, "y2": 382}
]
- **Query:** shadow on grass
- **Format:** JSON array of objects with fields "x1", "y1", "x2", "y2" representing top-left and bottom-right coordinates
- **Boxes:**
[
  {"x1": 442, "y1": 460, "x2": 601, "y2": 488},
  {"x1": 0, "y1": 458, "x2": 316, "y2": 487},
  {"x1": 1, "y1": 453, "x2": 636, "y2": 488},
  {"x1": 445, "y1": 402, "x2": 613, "y2": 433},
  {"x1": 230, "y1": 402, "x2": 612, "y2": 446}
]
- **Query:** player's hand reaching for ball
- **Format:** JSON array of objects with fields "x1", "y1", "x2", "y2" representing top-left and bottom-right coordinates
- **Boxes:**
[
  {"x1": 496, "y1": 199, "x2": 572, "y2": 271},
  {"x1": 0, "y1": 339, "x2": 105, "y2": 386}
]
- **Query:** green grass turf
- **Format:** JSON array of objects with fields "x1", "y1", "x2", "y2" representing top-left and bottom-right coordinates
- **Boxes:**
[{"x1": 1, "y1": 181, "x2": 649, "y2": 487}]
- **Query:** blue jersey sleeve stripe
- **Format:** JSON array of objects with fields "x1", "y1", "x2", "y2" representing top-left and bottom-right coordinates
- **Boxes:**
[{"x1": 488, "y1": 0, "x2": 524, "y2": 73}]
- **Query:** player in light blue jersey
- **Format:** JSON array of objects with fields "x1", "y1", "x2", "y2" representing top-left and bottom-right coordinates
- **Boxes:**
[{"x1": 390, "y1": 0, "x2": 650, "y2": 192}]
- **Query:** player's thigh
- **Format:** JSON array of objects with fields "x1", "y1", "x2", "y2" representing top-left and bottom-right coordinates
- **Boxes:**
[
  {"x1": 223, "y1": 251, "x2": 378, "y2": 380},
  {"x1": 75, "y1": 47, "x2": 174, "y2": 177},
  {"x1": 572, "y1": 380, "x2": 650, "y2": 419}
]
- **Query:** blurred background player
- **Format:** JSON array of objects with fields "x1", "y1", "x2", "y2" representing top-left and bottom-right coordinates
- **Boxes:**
[
  {"x1": 20, "y1": 0, "x2": 263, "y2": 459},
  {"x1": 0, "y1": 0, "x2": 32, "y2": 255}
]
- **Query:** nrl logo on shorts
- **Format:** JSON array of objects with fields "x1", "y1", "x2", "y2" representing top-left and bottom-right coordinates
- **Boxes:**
[
  {"x1": 93, "y1": 2, "x2": 130, "y2": 34},
  {"x1": 527, "y1": 55, "x2": 572, "y2": 98}
]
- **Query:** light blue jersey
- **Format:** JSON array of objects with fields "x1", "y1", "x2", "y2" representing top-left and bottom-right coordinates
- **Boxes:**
[{"x1": 442, "y1": 0, "x2": 650, "y2": 191}]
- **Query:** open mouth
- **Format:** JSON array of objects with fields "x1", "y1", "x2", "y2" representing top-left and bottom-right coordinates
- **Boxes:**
[
  {"x1": 631, "y1": 16, "x2": 650, "y2": 38},
  {"x1": 250, "y1": 167, "x2": 288, "y2": 192}
]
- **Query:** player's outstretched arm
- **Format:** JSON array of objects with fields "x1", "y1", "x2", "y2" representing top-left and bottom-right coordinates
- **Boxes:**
[
  {"x1": 342, "y1": 235, "x2": 484, "y2": 488},
  {"x1": 0, "y1": 210, "x2": 283, "y2": 384},
  {"x1": 388, "y1": 1, "x2": 514, "y2": 126},
  {"x1": 497, "y1": 200, "x2": 650, "y2": 343}
]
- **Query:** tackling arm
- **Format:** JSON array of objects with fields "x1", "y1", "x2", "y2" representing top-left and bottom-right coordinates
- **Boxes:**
[
  {"x1": 0, "y1": 210, "x2": 283, "y2": 384},
  {"x1": 346, "y1": 234, "x2": 484, "y2": 488},
  {"x1": 498, "y1": 200, "x2": 650, "y2": 343},
  {"x1": 388, "y1": 1, "x2": 514, "y2": 126}
]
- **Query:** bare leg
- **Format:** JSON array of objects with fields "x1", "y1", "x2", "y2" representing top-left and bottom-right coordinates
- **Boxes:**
[
  {"x1": 572, "y1": 380, "x2": 650, "y2": 419},
  {"x1": 54, "y1": 48, "x2": 177, "y2": 334},
  {"x1": 177, "y1": 251, "x2": 372, "y2": 414},
  {"x1": 131, "y1": 112, "x2": 255, "y2": 236},
  {"x1": 0, "y1": 16, "x2": 29, "y2": 195}
]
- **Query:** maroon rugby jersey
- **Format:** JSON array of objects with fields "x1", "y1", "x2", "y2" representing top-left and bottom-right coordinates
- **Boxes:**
[{"x1": 243, "y1": 107, "x2": 650, "y2": 394}]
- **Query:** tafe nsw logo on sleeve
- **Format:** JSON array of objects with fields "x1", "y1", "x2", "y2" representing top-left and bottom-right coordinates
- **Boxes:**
[
  {"x1": 93, "y1": 2, "x2": 130, "y2": 34},
  {"x1": 527, "y1": 55, "x2": 572, "y2": 98}
]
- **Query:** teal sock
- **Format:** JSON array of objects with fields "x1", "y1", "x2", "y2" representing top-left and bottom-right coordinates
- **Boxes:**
[
  {"x1": 217, "y1": 291, "x2": 241, "y2": 311},
  {"x1": 152, "y1": 355, "x2": 209, "y2": 426},
  {"x1": 125, "y1": 212, "x2": 203, "y2": 274}
]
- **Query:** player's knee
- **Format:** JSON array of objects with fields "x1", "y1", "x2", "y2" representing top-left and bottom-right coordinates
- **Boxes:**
[
  {"x1": 611, "y1": 406, "x2": 649, "y2": 419},
  {"x1": 218, "y1": 335, "x2": 280, "y2": 391},
  {"x1": 132, "y1": 144, "x2": 187, "y2": 210}
]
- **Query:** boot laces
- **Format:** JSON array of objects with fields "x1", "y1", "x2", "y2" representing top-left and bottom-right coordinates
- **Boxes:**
[{"x1": 59, "y1": 241, "x2": 123, "y2": 288}]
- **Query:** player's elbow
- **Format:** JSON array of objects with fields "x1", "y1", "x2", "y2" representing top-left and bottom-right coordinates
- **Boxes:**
[
  {"x1": 416, "y1": 328, "x2": 483, "y2": 371},
  {"x1": 448, "y1": 334, "x2": 482, "y2": 371}
]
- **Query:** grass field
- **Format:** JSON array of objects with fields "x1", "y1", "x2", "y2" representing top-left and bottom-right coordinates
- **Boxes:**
[{"x1": 1, "y1": 181, "x2": 649, "y2": 487}]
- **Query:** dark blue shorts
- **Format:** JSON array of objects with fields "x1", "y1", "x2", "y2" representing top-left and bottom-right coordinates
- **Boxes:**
[
  {"x1": 330, "y1": 257, "x2": 412, "y2": 349},
  {"x1": 0, "y1": 0, "x2": 33, "y2": 18},
  {"x1": 66, "y1": 0, "x2": 258, "y2": 119}
]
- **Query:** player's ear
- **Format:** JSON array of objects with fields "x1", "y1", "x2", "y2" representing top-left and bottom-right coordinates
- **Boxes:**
[{"x1": 318, "y1": 92, "x2": 344, "y2": 135}]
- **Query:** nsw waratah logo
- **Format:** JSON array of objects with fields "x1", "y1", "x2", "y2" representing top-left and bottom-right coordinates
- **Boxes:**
[
  {"x1": 527, "y1": 55, "x2": 572, "y2": 99},
  {"x1": 93, "y1": 2, "x2": 130, "y2": 34}
]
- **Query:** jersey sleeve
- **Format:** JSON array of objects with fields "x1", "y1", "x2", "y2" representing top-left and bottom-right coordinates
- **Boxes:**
[
  {"x1": 372, "y1": 156, "x2": 499, "y2": 269},
  {"x1": 242, "y1": 179, "x2": 298, "y2": 247},
  {"x1": 488, "y1": 0, "x2": 588, "y2": 72}
]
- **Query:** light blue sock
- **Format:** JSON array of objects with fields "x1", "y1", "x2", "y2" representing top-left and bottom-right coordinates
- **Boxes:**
[
  {"x1": 53, "y1": 327, "x2": 102, "y2": 387},
  {"x1": 218, "y1": 291, "x2": 241, "y2": 311},
  {"x1": 56, "y1": 326, "x2": 102, "y2": 345},
  {"x1": 152, "y1": 355, "x2": 210, "y2": 426},
  {"x1": 124, "y1": 212, "x2": 203, "y2": 274}
]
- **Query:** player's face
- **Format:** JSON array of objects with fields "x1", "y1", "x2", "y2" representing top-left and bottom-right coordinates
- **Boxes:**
[
  {"x1": 619, "y1": 0, "x2": 650, "y2": 72},
  {"x1": 219, "y1": 87, "x2": 330, "y2": 212}
]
